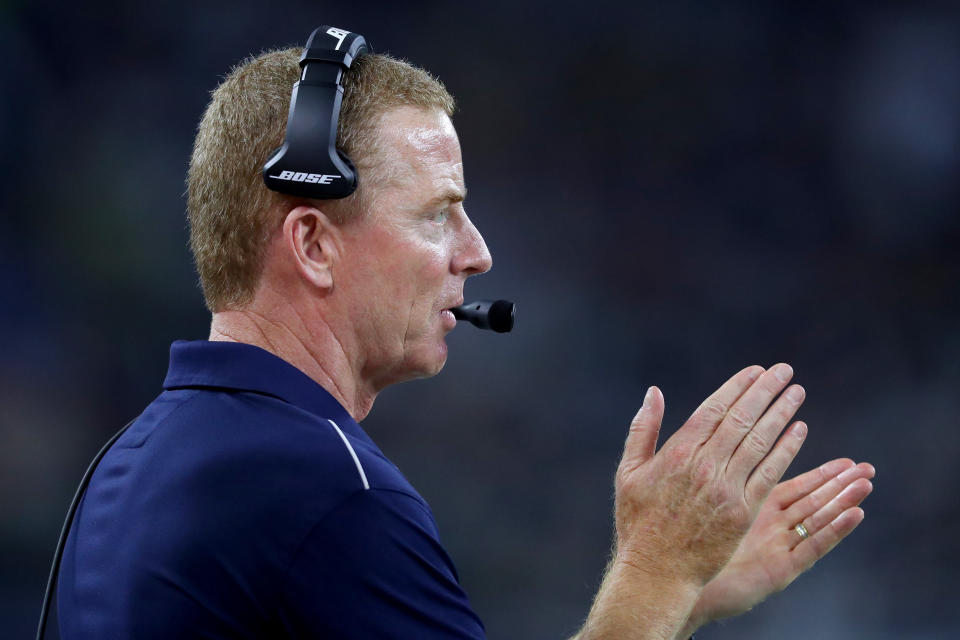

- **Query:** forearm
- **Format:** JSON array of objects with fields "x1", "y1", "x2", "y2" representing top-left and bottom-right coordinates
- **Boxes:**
[{"x1": 576, "y1": 559, "x2": 702, "y2": 640}]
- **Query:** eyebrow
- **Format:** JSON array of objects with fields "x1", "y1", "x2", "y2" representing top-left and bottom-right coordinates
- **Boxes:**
[{"x1": 426, "y1": 187, "x2": 467, "y2": 208}]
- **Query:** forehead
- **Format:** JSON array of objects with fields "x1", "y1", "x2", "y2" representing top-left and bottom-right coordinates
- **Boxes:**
[{"x1": 373, "y1": 106, "x2": 464, "y2": 203}]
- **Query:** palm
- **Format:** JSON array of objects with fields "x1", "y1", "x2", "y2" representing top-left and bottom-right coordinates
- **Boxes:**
[{"x1": 689, "y1": 459, "x2": 874, "y2": 625}]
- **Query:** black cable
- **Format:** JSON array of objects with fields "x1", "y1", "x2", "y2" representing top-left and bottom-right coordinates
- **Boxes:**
[{"x1": 36, "y1": 417, "x2": 138, "y2": 640}]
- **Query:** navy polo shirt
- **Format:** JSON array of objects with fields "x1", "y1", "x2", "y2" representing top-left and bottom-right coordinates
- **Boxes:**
[{"x1": 57, "y1": 340, "x2": 485, "y2": 639}]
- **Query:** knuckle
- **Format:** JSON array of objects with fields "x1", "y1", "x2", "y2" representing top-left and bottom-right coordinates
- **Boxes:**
[
  {"x1": 758, "y1": 462, "x2": 781, "y2": 486},
  {"x1": 761, "y1": 376, "x2": 783, "y2": 394},
  {"x1": 693, "y1": 458, "x2": 717, "y2": 488},
  {"x1": 629, "y1": 411, "x2": 654, "y2": 431},
  {"x1": 727, "y1": 406, "x2": 754, "y2": 430},
  {"x1": 666, "y1": 442, "x2": 693, "y2": 466},
  {"x1": 743, "y1": 431, "x2": 769, "y2": 456},
  {"x1": 700, "y1": 398, "x2": 728, "y2": 422},
  {"x1": 773, "y1": 402, "x2": 794, "y2": 422},
  {"x1": 712, "y1": 483, "x2": 736, "y2": 506},
  {"x1": 761, "y1": 368, "x2": 788, "y2": 391},
  {"x1": 627, "y1": 421, "x2": 647, "y2": 436},
  {"x1": 780, "y1": 437, "x2": 802, "y2": 461}
]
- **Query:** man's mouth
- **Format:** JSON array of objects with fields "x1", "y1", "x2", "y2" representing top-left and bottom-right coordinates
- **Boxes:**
[{"x1": 440, "y1": 305, "x2": 459, "y2": 329}]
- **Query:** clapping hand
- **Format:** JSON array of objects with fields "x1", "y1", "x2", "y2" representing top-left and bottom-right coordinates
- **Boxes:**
[
  {"x1": 614, "y1": 364, "x2": 810, "y2": 588},
  {"x1": 681, "y1": 457, "x2": 874, "y2": 633},
  {"x1": 602, "y1": 363, "x2": 873, "y2": 640}
]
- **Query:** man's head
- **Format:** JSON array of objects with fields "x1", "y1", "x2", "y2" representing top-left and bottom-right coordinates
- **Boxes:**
[
  {"x1": 189, "y1": 45, "x2": 491, "y2": 392},
  {"x1": 187, "y1": 47, "x2": 457, "y2": 312}
]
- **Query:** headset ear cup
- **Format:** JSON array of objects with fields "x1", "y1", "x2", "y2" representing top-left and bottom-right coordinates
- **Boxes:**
[{"x1": 264, "y1": 27, "x2": 370, "y2": 199}]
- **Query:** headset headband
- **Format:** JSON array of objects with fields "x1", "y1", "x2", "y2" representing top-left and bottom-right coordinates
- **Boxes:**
[{"x1": 262, "y1": 26, "x2": 371, "y2": 199}]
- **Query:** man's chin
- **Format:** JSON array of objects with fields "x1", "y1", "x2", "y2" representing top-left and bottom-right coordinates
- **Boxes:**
[
  {"x1": 415, "y1": 341, "x2": 448, "y2": 379},
  {"x1": 389, "y1": 341, "x2": 448, "y2": 385}
]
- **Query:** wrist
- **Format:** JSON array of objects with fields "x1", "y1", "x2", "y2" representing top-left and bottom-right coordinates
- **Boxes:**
[
  {"x1": 612, "y1": 544, "x2": 707, "y2": 592},
  {"x1": 611, "y1": 555, "x2": 704, "y2": 607},
  {"x1": 580, "y1": 558, "x2": 703, "y2": 640}
]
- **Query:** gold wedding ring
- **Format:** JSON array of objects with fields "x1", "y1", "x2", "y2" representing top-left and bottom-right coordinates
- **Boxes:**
[{"x1": 794, "y1": 522, "x2": 810, "y2": 540}]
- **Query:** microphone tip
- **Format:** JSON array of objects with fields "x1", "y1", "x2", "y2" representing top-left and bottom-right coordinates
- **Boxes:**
[{"x1": 489, "y1": 300, "x2": 515, "y2": 333}]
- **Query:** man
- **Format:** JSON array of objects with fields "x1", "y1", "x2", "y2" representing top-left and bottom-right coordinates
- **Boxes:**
[{"x1": 56, "y1": 40, "x2": 874, "y2": 639}]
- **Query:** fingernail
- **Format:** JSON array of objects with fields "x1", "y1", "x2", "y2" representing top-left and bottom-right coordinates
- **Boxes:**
[
  {"x1": 774, "y1": 363, "x2": 793, "y2": 383},
  {"x1": 793, "y1": 422, "x2": 807, "y2": 439},
  {"x1": 643, "y1": 386, "x2": 653, "y2": 409}
]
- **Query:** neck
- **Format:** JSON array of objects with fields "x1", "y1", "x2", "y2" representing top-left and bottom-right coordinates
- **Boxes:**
[{"x1": 208, "y1": 306, "x2": 377, "y2": 421}]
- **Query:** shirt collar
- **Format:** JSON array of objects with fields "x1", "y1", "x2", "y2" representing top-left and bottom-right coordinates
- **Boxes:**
[{"x1": 163, "y1": 340, "x2": 369, "y2": 443}]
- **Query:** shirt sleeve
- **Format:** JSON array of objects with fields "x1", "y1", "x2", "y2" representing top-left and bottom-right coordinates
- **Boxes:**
[{"x1": 277, "y1": 488, "x2": 486, "y2": 639}]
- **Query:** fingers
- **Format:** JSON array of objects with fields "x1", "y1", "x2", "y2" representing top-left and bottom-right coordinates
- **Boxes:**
[
  {"x1": 784, "y1": 462, "x2": 876, "y2": 535},
  {"x1": 726, "y1": 382, "x2": 806, "y2": 480},
  {"x1": 770, "y1": 458, "x2": 856, "y2": 509},
  {"x1": 705, "y1": 363, "x2": 796, "y2": 462},
  {"x1": 744, "y1": 421, "x2": 808, "y2": 507},
  {"x1": 684, "y1": 365, "x2": 765, "y2": 442},
  {"x1": 619, "y1": 386, "x2": 665, "y2": 473},
  {"x1": 786, "y1": 462, "x2": 874, "y2": 573},
  {"x1": 790, "y1": 478, "x2": 873, "y2": 550},
  {"x1": 791, "y1": 507, "x2": 866, "y2": 573}
]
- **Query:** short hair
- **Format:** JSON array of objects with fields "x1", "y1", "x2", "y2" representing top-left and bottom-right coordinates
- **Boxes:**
[{"x1": 187, "y1": 47, "x2": 456, "y2": 312}]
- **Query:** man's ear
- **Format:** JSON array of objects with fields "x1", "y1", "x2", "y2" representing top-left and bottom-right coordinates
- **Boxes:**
[{"x1": 282, "y1": 205, "x2": 341, "y2": 291}]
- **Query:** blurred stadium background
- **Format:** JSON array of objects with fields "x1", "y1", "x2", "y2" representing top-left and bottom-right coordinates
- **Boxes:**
[{"x1": 2, "y1": 1, "x2": 958, "y2": 638}]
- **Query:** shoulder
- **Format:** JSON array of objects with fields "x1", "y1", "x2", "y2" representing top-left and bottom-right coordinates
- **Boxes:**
[
  {"x1": 110, "y1": 388, "x2": 396, "y2": 531},
  {"x1": 278, "y1": 487, "x2": 485, "y2": 639}
]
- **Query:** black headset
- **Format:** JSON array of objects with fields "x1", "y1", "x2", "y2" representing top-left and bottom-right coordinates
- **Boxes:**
[
  {"x1": 37, "y1": 26, "x2": 512, "y2": 640},
  {"x1": 262, "y1": 25, "x2": 371, "y2": 199}
]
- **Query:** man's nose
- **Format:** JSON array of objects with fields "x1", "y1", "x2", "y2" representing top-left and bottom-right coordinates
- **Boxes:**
[{"x1": 453, "y1": 213, "x2": 493, "y2": 276}]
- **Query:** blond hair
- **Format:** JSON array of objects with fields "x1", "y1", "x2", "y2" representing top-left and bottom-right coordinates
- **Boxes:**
[{"x1": 187, "y1": 48, "x2": 455, "y2": 312}]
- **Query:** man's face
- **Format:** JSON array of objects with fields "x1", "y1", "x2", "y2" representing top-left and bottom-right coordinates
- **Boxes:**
[{"x1": 336, "y1": 106, "x2": 492, "y2": 388}]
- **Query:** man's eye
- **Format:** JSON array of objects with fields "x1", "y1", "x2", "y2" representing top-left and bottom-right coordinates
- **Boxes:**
[{"x1": 431, "y1": 209, "x2": 449, "y2": 224}]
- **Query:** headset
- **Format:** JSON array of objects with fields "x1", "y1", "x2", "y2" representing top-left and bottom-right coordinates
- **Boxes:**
[
  {"x1": 262, "y1": 26, "x2": 369, "y2": 199},
  {"x1": 37, "y1": 24, "x2": 514, "y2": 640}
]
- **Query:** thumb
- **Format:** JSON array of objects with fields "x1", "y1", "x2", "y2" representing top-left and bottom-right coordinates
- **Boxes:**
[{"x1": 621, "y1": 386, "x2": 665, "y2": 471}]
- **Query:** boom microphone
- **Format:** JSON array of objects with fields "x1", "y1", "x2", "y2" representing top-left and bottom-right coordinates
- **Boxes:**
[{"x1": 452, "y1": 300, "x2": 515, "y2": 333}]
